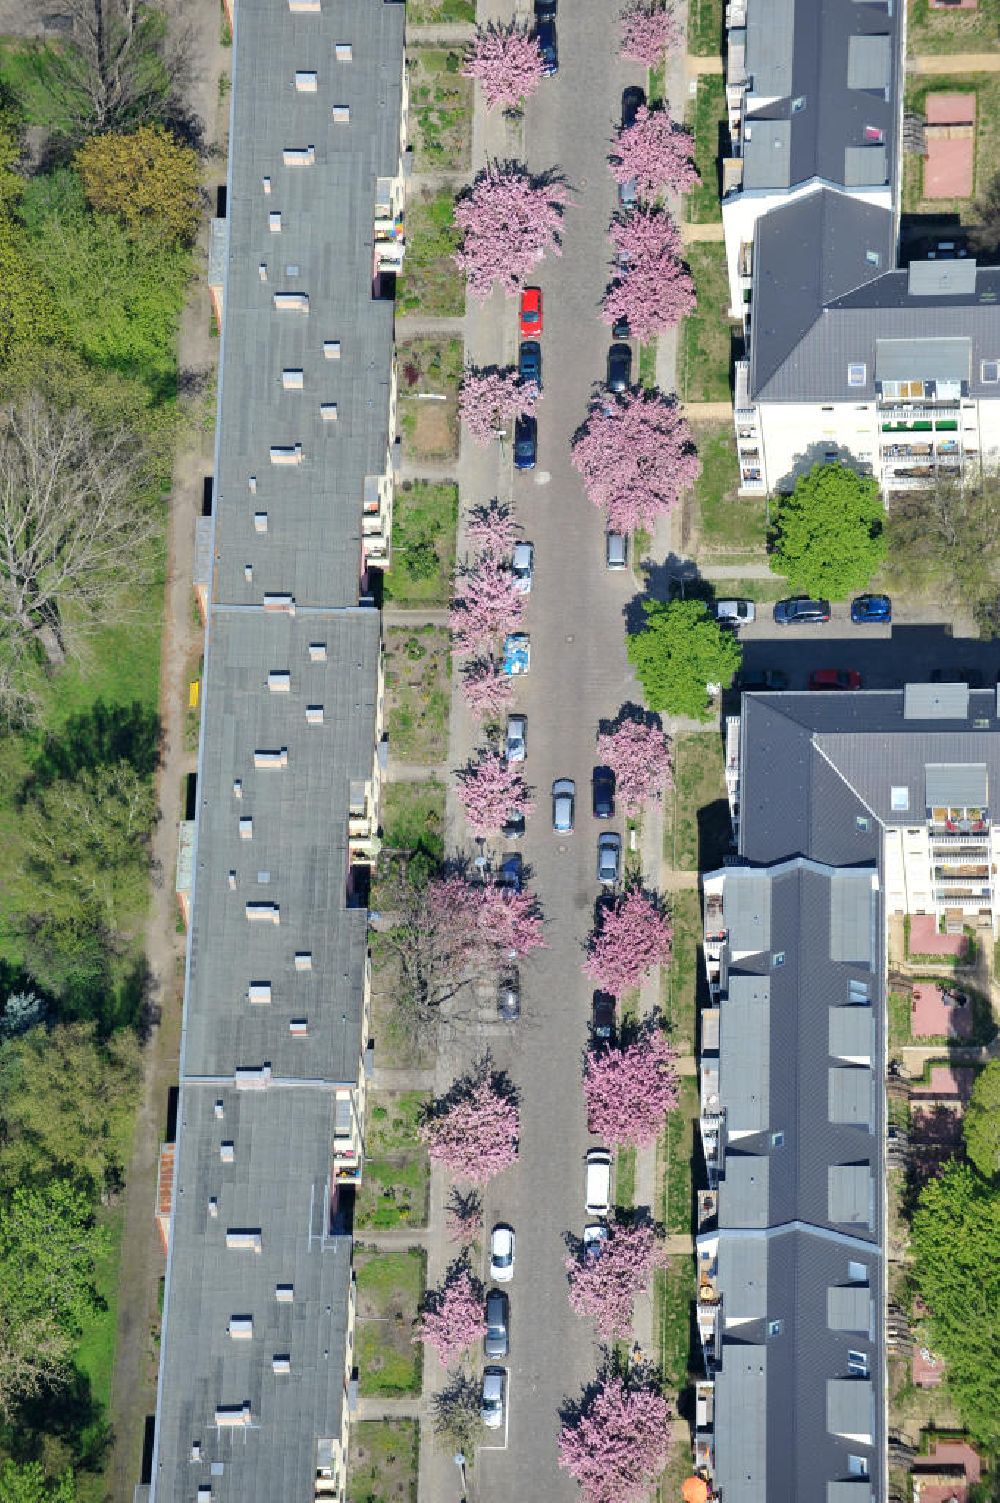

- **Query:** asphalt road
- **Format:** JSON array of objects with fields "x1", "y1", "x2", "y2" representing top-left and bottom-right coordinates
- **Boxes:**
[{"x1": 470, "y1": 22, "x2": 648, "y2": 1503}]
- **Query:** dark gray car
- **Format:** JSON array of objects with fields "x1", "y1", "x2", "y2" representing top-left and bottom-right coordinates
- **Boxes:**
[
  {"x1": 607, "y1": 343, "x2": 632, "y2": 393},
  {"x1": 484, "y1": 1289, "x2": 510, "y2": 1358}
]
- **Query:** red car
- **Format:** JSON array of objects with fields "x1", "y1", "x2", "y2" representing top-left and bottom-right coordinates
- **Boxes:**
[
  {"x1": 519, "y1": 286, "x2": 542, "y2": 337},
  {"x1": 809, "y1": 669, "x2": 862, "y2": 691}
]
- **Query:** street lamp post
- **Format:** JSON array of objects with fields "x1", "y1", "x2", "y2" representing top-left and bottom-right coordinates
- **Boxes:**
[{"x1": 453, "y1": 1451, "x2": 467, "y2": 1499}]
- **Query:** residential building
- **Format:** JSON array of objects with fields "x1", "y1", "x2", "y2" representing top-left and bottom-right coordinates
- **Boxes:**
[
  {"x1": 722, "y1": 0, "x2": 902, "y2": 318},
  {"x1": 696, "y1": 685, "x2": 1000, "y2": 1499},
  {"x1": 733, "y1": 190, "x2": 1000, "y2": 497},
  {"x1": 146, "y1": 0, "x2": 406, "y2": 1499}
]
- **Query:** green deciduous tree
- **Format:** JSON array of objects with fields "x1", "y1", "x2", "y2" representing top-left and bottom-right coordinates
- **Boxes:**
[
  {"x1": 911, "y1": 1160, "x2": 1000, "y2": 1449},
  {"x1": 963, "y1": 1060, "x2": 1000, "y2": 1180},
  {"x1": 770, "y1": 463, "x2": 885, "y2": 599},
  {"x1": 75, "y1": 125, "x2": 202, "y2": 245},
  {"x1": 885, "y1": 474, "x2": 1000, "y2": 634},
  {"x1": 0, "y1": 1179, "x2": 106, "y2": 1416},
  {"x1": 0, "y1": 1461, "x2": 75, "y2": 1503},
  {"x1": 0, "y1": 1022, "x2": 142, "y2": 1196},
  {"x1": 11, "y1": 761, "x2": 155, "y2": 942},
  {"x1": 627, "y1": 598, "x2": 742, "y2": 719}
]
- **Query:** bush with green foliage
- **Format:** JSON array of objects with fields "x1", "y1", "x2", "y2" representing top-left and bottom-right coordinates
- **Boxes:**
[
  {"x1": 963, "y1": 1060, "x2": 1000, "y2": 1180},
  {"x1": 0, "y1": 1461, "x2": 75, "y2": 1503},
  {"x1": 627, "y1": 598, "x2": 741, "y2": 719},
  {"x1": 769, "y1": 463, "x2": 885, "y2": 599},
  {"x1": 911, "y1": 1160, "x2": 1000, "y2": 1449}
]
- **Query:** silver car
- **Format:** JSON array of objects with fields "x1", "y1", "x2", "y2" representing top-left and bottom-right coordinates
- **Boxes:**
[
  {"x1": 512, "y1": 540, "x2": 534, "y2": 593},
  {"x1": 552, "y1": 777, "x2": 575, "y2": 833},
  {"x1": 484, "y1": 1289, "x2": 510, "y2": 1358},
  {"x1": 605, "y1": 532, "x2": 627, "y2": 570},
  {"x1": 481, "y1": 1367, "x2": 506, "y2": 1429},
  {"x1": 597, "y1": 831, "x2": 622, "y2": 885},
  {"x1": 506, "y1": 713, "x2": 527, "y2": 763},
  {"x1": 714, "y1": 599, "x2": 756, "y2": 626}
]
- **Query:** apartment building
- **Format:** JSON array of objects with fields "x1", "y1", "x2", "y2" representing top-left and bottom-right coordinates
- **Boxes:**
[
  {"x1": 696, "y1": 686, "x2": 1000, "y2": 1499},
  {"x1": 733, "y1": 190, "x2": 1000, "y2": 497},
  {"x1": 148, "y1": 1, "x2": 406, "y2": 1500},
  {"x1": 721, "y1": 0, "x2": 901, "y2": 319}
]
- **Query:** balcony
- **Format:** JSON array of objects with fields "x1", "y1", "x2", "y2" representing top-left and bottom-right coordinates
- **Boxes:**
[
  {"x1": 929, "y1": 807, "x2": 989, "y2": 837},
  {"x1": 696, "y1": 1272, "x2": 722, "y2": 1369},
  {"x1": 333, "y1": 1092, "x2": 362, "y2": 1184},
  {"x1": 374, "y1": 210, "x2": 405, "y2": 275},
  {"x1": 734, "y1": 360, "x2": 754, "y2": 416}
]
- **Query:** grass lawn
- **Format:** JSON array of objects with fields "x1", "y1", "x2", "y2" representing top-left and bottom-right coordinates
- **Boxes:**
[
  {"x1": 384, "y1": 626, "x2": 451, "y2": 765},
  {"x1": 659, "y1": 1075, "x2": 698, "y2": 1235},
  {"x1": 686, "y1": 76, "x2": 726, "y2": 223},
  {"x1": 666, "y1": 732, "x2": 730, "y2": 871},
  {"x1": 355, "y1": 1091, "x2": 431, "y2": 1232},
  {"x1": 616, "y1": 1146, "x2": 636, "y2": 1209},
  {"x1": 397, "y1": 190, "x2": 465, "y2": 317},
  {"x1": 639, "y1": 339, "x2": 657, "y2": 390},
  {"x1": 355, "y1": 1248, "x2": 426, "y2": 1397},
  {"x1": 722, "y1": 575, "x2": 786, "y2": 602},
  {"x1": 406, "y1": 0, "x2": 474, "y2": 22},
  {"x1": 888, "y1": 991, "x2": 912, "y2": 1053},
  {"x1": 382, "y1": 480, "x2": 458, "y2": 608},
  {"x1": 72, "y1": 1204, "x2": 127, "y2": 1491},
  {"x1": 903, "y1": 74, "x2": 1000, "y2": 222},
  {"x1": 678, "y1": 243, "x2": 732, "y2": 403},
  {"x1": 654, "y1": 1257, "x2": 694, "y2": 1392},
  {"x1": 686, "y1": 422, "x2": 766, "y2": 557},
  {"x1": 397, "y1": 337, "x2": 463, "y2": 463},
  {"x1": 348, "y1": 1420, "x2": 420, "y2": 1503},
  {"x1": 380, "y1": 780, "x2": 446, "y2": 866},
  {"x1": 662, "y1": 889, "x2": 699, "y2": 1049},
  {"x1": 687, "y1": 0, "x2": 724, "y2": 55},
  {"x1": 406, "y1": 48, "x2": 472, "y2": 171},
  {"x1": 0, "y1": 39, "x2": 66, "y2": 126},
  {"x1": 907, "y1": 0, "x2": 1000, "y2": 55}
]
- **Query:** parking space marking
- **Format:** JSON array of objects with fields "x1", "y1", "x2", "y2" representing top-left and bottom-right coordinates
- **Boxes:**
[{"x1": 479, "y1": 1373, "x2": 511, "y2": 1452}]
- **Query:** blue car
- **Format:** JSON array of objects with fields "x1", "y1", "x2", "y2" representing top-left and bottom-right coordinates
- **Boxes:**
[
  {"x1": 518, "y1": 339, "x2": 541, "y2": 390},
  {"x1": 850, "y1": 593, "x2": 891, "y2": 624},
  {"x1": 513, "y1": 414, "x2": 537, "y2": 470}
]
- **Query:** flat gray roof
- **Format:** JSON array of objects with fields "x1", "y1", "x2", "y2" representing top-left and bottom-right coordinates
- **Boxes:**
[{"x1": 212, "y1": 0, "x2": 404, "y2": 609}]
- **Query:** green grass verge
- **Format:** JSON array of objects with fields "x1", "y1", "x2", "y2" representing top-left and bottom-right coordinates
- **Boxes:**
[
  {"x1": 907, "y1": 0, "x2": 1000, "y2": 56},
  {"x1": 686, "y1": 76, "x2": 725, "y2": 223},
  {"x1": 616, "y1": 1146, "x2": 636, "y2": 1209},
  {"x1": 639, "y1": 340, "x2": 657, "y2": 390},
  {"x1": 348, "y1": 1419, "x2": 420, "y2": 1503},
  {"x1": 678, "y1": 243, "x2": 732, "y2": 403},
  {"x1": 902, "y1": 74, "x2": 1000, "y2": 222},
  {"x1": 396, "y1": 191, "x2": 465, "y2": 317},
  {"x1": 654, "y1": 1258, "x2": 694, "y2": 1391},
  {"x1": 687, "y1": 0, "x2": 724, "y2": 55},
  {"x1": 380, "y1": 781, "x2": 445, "y2": 866},
  {"x1": 662, "y1": 888, "x2": 699, "y2": 1049},
  {"x1": 660, "y1": 1076, "x2": 698, "y2": 1235},
  {"x1": 406, "y1": 48, "x2": 473, "y2": 172},
  {"x1": 888, "y1": 991, "x2": 912, "y2": 1053},
  {"x1": 406, "y1": 0, "x2": 474, "y2": 21},
  {"x1": 355, "y1": 1249, "x2": 426, "y2": 1397},
  {"x1": 688, "y1": 423, "x2": 766, "y2": 556},
  {"x1": 665, "y1": 732, "x2": 730, "y2": 872},
  {"x1": 384, "y1": 626, "x2": 451, "y2": 765},
  {"x1": 382, "y1": 480, "x2": 458, "y2": 608}
]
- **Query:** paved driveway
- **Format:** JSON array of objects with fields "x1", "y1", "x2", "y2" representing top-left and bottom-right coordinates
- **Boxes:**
[{"x1": 469, "y1": 20, "x2": 648, "y2": 1503}]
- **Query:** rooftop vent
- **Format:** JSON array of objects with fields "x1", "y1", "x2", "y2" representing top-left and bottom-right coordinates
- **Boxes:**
[
  {"x1": 309, "y1": 641, "x2": 327, "y2": 662},
  {"x1": 323, "y1": 340, "x2": 341, "y2": 359},
  {"x1": 254, "y1": 511, "x2": 268, "y2": 533},
  {"x1": 331, "y1": 105, "x2": 350, "y2": 124},
  {"x1": 234, "y1": 1065, "x2": 273, "y2": 1089},
  {"x1": 267, "y1": 669, "x2": 291, "y2": 692},
  {"x1": 295, "y1": 951, "x2": 313, "y2": 970},
  {"x1": 273, "y1": 292, "x2": 309, "y2": 312},
  {"x1": 245, "y1": 902, "x2": 280, "y2": 923},
  {"x1": 225, "y1": 1230, "x2": 262, "y2": 1252},
  {"x1": 294, "y1": 71, "x2": 318, "y2": 92},
  {"x1": 268, "y1": 211, "x2": 281, "y2": 232},
  {"x1": 305, "y1": 704, "x2": 324, "y2": 725},
  {"x1": 272, "y1": 1354, "x2": 291, "y2": 1374},
  {"x1": 262, "y1": 176, "x2": 272, "y2": 194},
  {"x1": 214, "y1": 1099, "x2": 225, "y2": 1119},
  {"x1": 263, "y1": 593, "x2": 295, "y2": 612},
  {"x1": 289, "y1": 1018, "x2": 308, "y2": 1036},
  {"x1": 275, "y1": 1283, "x2": 294, "y2": 1303},
  {"x1": 282, "y1": 145, "x2": 316, "y2": 166},
  {"x1": 320, "y1": 403, "x2": 338, "y2": 421},
  {"x1": 336, "y1": 42, "x2": 352, "y2": 60},
  {"x1": 269, "y1": 444, "x2": 302, "y2": 465},
  {"x1": 288, "y1": 0, "x2": 321, "y2": 10},
  {"x1": 239, "y1": 817, "x2": 253, "y2": 839},
  {"x1": 220, "y1": 1141, "x2": 235, "y2": 1163},
  {"x1": 233, "y1": 779, "x2": 243, "y2": 798},
  {"x1": 282, "y1": 368, "x2": 304, "y2": 390},
  {"x1": 228, "y1": 1316, "x2": 253, "y2": 1339},
  {"x1": 214, "y1": 1403, "x2": 252, "y2": 1428},
  {"x1": 254, "y1": 748, "x2": 288, "y2": 768},
  {"x1": 248, "y1": 982, "x2": 272, "y2": 1004}
]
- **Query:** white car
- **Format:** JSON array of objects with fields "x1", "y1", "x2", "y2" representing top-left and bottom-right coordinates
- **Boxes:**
[
  {"x1": 490, "y1": 1223, "x2": 515, "y2": 1283},
  {"x1": 512, "y1": 541, "x2": 534, "y2": 593},
  {"x1": 481, "y1": 1367, "x2": 506, "y2": 1429},
  {"x1": 714, "y1": 599, "x2": 756, "y2": 626},
  {"x1": 506, "y1": 714, "x2": 527, "y2": 763},
  {"x1": 583, "y1": 1223, "x2": 609, "y2": 1261}
]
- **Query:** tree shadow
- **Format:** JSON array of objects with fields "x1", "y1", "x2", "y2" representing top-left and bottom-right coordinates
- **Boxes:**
[
  {"x1": 624, "y1": 554, "x2": 712, "y2": 635},
  {"x1": 6, "y1": 1364, "x2": 112, "y2": 1473},
  {"x1": 28, "y1": 699, "x2": 160, "y2": 793}
]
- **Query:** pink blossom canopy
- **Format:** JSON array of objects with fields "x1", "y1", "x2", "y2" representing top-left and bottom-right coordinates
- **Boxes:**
[
  {"x1": 461, "y1": 658, "x2": 515, "y2": 721},
  {"x1": 583, "y1": 1029, "x2": 680, "y2": 1147},
  {"x1": 571, "y1": 387, "x2": 700, "y2": 533},
  {"x1": 558, "y1": 1376, "x2": 672, "y2": 1503},
  {"x1": 454, "y1": 163, "x2": 568, "y2": 302},
  {"x1": 416, "y1": 1266, "x2": 487, "y2": 1364},
  {"x1": 602, "y1": 206, "x2": 696, "y2": 341},
  {"x1": 463, "y1": 22, "x2": 545, "y2": 112},
  {"x1": 619, "y1": 1, "x2": 680, "y2": 67},
  {"x1": 459, "y1": 367, "x2": 539, "y2": 446},
  {"x1": 583, "y1": 888, "x2": 673, "y2": 999},
  {"x1": 456, "y1": 749, "x2": 533, "y2": 838},
  {"x1": 566, "y1": 1218, "x2": 669, "y2": 1340},
  {"x1": 420, "y1": 1068, "x2": 520, "y2": 1184},
  {"x1": 596, "y1": 718, "x2": 673, "y2": 816},
  {"x1": 609, "y1": 105, "x2": 700, "y2": 198},
  {"x1": 450, "y1": 551, "x2": 524, "y2": 657}
]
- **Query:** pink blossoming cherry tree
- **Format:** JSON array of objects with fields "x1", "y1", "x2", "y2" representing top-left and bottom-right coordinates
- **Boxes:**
[
  {"x1": 583, "y1": 1028, "x2": 680, "y2": 1147},
  {"x1": 602, "y1": 207, "x2": 696, "y2": 341},
  {"x1": 454, "y1": 164, "x2": 568, "y2": 301},
  {"x1": 459, "y1": 367, "x2": 539, "y2": 447},
  {"x1": 450, "y1": 551, "x2": 524, "y2": 657},
  {"x1": 619, "y1": 0, "x2": 680, "y2": 67},
  {"x1": 456, "y1": 749, "x2": 533, "y2": 837},
  {"x1": 571, "y1": 387, "x2": 700, "y2": 533},
  {"x1": 609, "y1": 105, "x2": 699, "y2": 198},
  {"x1": 596, "y1": 718, "x2": 673, "y2": 815},
  {"x1": 416, "y1": 1264, "x2": 487, "y2": 1364},
  {"x1": 463, "y1": 23, "x2": 545, "y2": 113},
  {"x1": 420, "y1": 1063, "x2": 520, "y2": 1184},
  {"x1": 566, "y1": 1218, "x2": 669, "y2": 1340},
  {"x1": 558, "y1": 1376, "x2": 672, "y2": 1503},
  {"x1": 582, "y1": 888, "x2": 673, "y2": 998}
]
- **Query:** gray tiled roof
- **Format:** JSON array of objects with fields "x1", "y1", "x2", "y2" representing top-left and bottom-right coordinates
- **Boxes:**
[
  {"x1": 749, "y1": 189, "x2": 1000, "y2": 404},
  {"x1": 739, "y1": 0, "x2": 899, "y2": 193}
]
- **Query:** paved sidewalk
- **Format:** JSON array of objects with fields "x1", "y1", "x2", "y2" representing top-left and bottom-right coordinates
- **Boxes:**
[
  {"x1": 357, "y1": 1396, "x2": 425, "y2": 1421},
  {"x1": 386, "y1": 760, "x2": 447, "y2": 782},
  {"x1": 396, "y1": 313, "x2": 466, "y2": 337},
  {"x1": 681, "y1": 220, "x2": 725, "y2": 241},
  {"x1": 683, "y1": 399, "x2": 734, "y2": 419},
  {"x1": 407, "y1": 21, "x2": 476, "y2": 45},
  {"x1": 384, "y1": 607, "x2": 451, "y2": 626},
  {"x1": 685, "y1": 52, "x2": 723, "y2": 73}
]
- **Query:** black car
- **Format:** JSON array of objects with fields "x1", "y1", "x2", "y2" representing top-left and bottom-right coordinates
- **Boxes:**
[
  {"x1": 606, "y1": 343, "x2": 632, "y2": 393},
  {"x1": 612, "y1": 315, "x2": 631, "y2": 339},
  {"x1": 534, "y1": 0, "x2": 556, "y2": 19},
  {"x1": 621, "y1": 85, "x2": 645, "y2": 128},
  {"x1": 497, "y1": 969, "x2": 520, "y2": 1022},
  {"x1": 592, "y1": 992, "x2": 616, "y2": 1042},
  {"x1": 536, "y1": 18, "x2": 558, "y2": 74},
  {"x1": 502, "y1": 810, "x2": 525, "y2": 840},
  {"x1": 930, "y1": 667, "x2": 984, "y2": 688},
  {"x1": 773, "y1": 595, "x2": 831, "y2": 624},
  {"x1": 737, "y1": 668, "x2": 789, "y2": 692},
  {"x1": 592, "y1": 765, "x2": 616, "y2": 818},
  {"x1": 484, "y1": 1288, "x2": 510, "y2": 1358},
  {"x1": 513, "y1": 413, "x2": 537, "y2": 470},
  {"x1": 518, "y1": 339, "x2": 541, "y2": 390}
]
